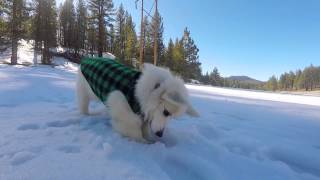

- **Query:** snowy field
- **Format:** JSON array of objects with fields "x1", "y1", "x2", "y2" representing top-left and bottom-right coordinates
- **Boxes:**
[{"x1": 1, "y1": 44, "x2": 320, "y2": 179}]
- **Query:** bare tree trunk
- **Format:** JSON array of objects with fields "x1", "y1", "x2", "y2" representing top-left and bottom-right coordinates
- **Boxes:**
[
  {"x1": 153, "y1": 0, "x2": 158, "y2": 66},
  {"x1": 11, "y1": 37, "x2": 18, "y2": 65},
  {"x1": 44, "y1": 48, "x2": 50, "y2": 64},
  {"x1": 11, "y1": 0, "x2": 18, "y2": 65},
  {"x1": 139, "y1": 0, "x2": 144, "y2": 69},
  {"x1": 42, "y1": 41, "x2": 50, "y2": 65},
  {"x1": 98, "y1": 12, "x2": 104, "y2": 57},
  {"x1": 33, "y1": 41, "x2": 38, "y2": 66}
]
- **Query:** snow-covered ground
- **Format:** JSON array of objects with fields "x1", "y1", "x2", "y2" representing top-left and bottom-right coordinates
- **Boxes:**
[
  {"x1": 1, "y1": 43, "x2": 320, "y2": 180},
  {"x1": 187, "y1": 85, "x2": 320, "y2": 106},
  {"x1": 0, "y1": 40, "x2": 36, "y2": 65}
]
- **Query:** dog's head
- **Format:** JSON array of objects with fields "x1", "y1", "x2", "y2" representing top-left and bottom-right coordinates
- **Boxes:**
[{"x1": 136, "y1": 64, "x2": 199, "y2": 139}]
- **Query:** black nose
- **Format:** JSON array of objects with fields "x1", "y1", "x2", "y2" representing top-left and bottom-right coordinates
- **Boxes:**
[{"x1": 155, "y1": 130, "x2": 163, "y2": 137}]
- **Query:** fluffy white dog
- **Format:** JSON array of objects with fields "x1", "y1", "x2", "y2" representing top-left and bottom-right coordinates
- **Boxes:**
[{"x1": 76, "y1": 59, "x2": 198, "y2": 143}]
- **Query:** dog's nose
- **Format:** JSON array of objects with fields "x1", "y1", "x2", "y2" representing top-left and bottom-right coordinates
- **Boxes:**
[{"x1": 155, "y1": 130, "x2": 163, "y2": 137}]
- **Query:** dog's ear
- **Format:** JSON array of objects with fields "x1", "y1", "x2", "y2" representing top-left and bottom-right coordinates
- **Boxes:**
[
  {"x1": 186, "y1": 104, "x2": 199, "y2": 117},
  {"x1": 162, "y1": 93, "x2": 199, "y2": 117},
  {"x1": 162, "y1": 94, "x2": 180, "y2": 108}
]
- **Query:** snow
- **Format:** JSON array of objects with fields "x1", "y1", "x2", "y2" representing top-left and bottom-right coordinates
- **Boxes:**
[
  {"x1": 0, "y1": 39, "x2": 36, "y2": 65},
  {"x1": 187, "y1": 85, "x2": 320, "y2": 106},
  {"x1": 103, "y1": 52, "x2": 116, "y2": 59},
  {"x1": 0, "y1": 39, "x2": 79, "y2": 72},
  {"x1": 1, "y1": 42, "x2": 320, "y2": 180}
]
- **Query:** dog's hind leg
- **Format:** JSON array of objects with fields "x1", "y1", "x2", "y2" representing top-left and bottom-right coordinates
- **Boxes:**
[
  {"x1": 76, "y1": 69, "x2": 90, "y2": 114},
  {"x1": 107, "y1": 91, "x2": 146, "y2": 142}
]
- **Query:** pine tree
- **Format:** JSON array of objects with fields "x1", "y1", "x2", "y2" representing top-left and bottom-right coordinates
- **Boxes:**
[
  {"x1": 0, "y1": 1, "x2": 8, "y2": 40},
  {"x1": 172, "y1": 38, "x2": 184, "y2": 75},
  {"x1": 59, "y1": 0, "x2": 76, "y2": 49},
  {"x1": 164, "y1": 38, "x2": 174, "y2": 69},
  {"x1": 57, "y1": 3, "x2": 63, "y2": 46},
  {"x1": 200, "y1": 72, "x2": 210, "y2": 85},
  {"x1": 279, "y1": 73, "x2": 287, "y2": 90},
  {"x1": 288, "y1": 71, "x2": 295, "y2": 90},
  {"x1": 0, "y1": 0, "x2": 6, "y2": 38},
  {"x1": 0, "y1": 23, "x2": 5, "y2": 42},
  {"x1": 316, "y1": 67, "x2": 320, "y2": 89},
  {"x1": 140, "y1": 16, "x2": 148, "y2": 62},
  {"x1": 32, "y1": 0, "x2": 57, "y2": 64},
  {"x1": 74, "y1": 0, "x2": 87, "y2": 54},
  {"x1": 114, "y1": 4, "x2": 125, "y2": 61},
  {"x1": 267, "y1": 75, "x2": 278, "y2": 91},
  {"x1": 209, "y1": 67, "x2": 222, "y2": 86},
  {"x1": 124, "y1": 14, "x2": 137, "y2": 66},
  {"x1": 182, "y1": 27, "x2": 201, "y2": 80},
  {"x1": 304, "y1": 65, "x2": 317, "y2": 91},
  {"x1": 87, "y1": 21, "x2": 97, "y2": 56},
  {"x1": 5, "y1": 0, "x2": 29, "y2": 64},
  {"x1": 143, "y1": 16, "x2": 153, "y2": 63},
  {"x1": 150, "y1": 11, "x2": 164, "y2": 66},
  {"x1": 88, "y1": 0, "x2": 114, "y2": 57},
  {"x1": 107, "y1": 25, "x2": 115, "y2": 53},
  {"x1": 293, "y1": 70, "x2": 302, "y2": 90}
]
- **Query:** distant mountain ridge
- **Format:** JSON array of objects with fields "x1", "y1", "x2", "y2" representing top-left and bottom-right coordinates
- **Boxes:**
[{"x1": 227, "y1": 76, "x2": 264, "y2": 84}]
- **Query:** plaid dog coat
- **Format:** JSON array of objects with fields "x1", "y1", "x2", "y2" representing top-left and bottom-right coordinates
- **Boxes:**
[{"x1": 80, "y1": 57, "x2": 142, "y2": 114}]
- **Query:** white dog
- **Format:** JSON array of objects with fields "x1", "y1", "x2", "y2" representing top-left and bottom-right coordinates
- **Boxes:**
[{"x1": 76, "y1": 58, "x2": 199, "y2": 143}]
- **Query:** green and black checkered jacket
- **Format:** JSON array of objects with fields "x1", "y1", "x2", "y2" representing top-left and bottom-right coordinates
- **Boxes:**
[{"x1": 80, "y1": 57, "x2": 142, "y2": 114}]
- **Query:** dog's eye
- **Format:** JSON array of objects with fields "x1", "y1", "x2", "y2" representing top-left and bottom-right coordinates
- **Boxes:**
[
  {"x1": 154, "y1": 83, "x2": 160, "y2": 89},
  {"x1": 163, "y1": 109, "x2": 171, "y2": 117}
]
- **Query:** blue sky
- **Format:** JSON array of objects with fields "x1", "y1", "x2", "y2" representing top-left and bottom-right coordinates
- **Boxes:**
[{"x1": 59, "y1": 0, "x2": 320, "y2": 81}]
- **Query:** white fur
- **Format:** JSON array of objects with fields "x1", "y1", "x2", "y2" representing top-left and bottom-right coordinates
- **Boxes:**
[
  {"x1": 76, "y1": 63, "x2": 198, "y2": 142},
  {"x1": 76, "y1": 69, "x2": 99, "y2": 114},
  {"x1": 107, "y1": 91, "x2": 146, "y2": 142}
]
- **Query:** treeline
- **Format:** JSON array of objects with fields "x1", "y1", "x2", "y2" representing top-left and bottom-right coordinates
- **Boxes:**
[
  {"x1": 0, "y1": 0, "x2": 202, "y2": 81},
  {"x1": 266, "y1": 65, "x2": 320, "y2": 91},
  {"x1": 200, "y1": 64, "x2": 320, "y2": 91}
]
